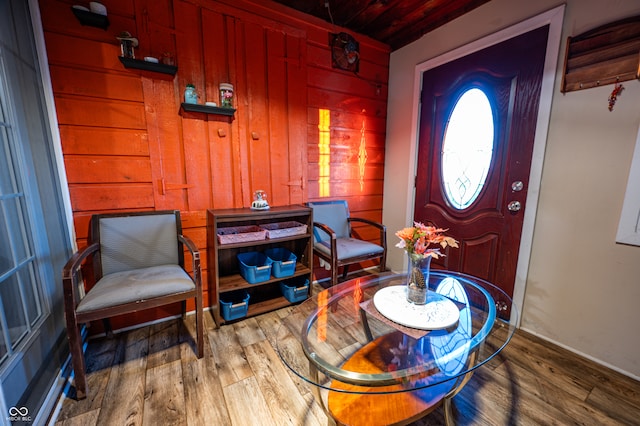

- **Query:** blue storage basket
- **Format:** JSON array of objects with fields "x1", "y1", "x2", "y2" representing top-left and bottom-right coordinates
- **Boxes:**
[
  {"x1": 280, "y1": 278, "x2": 310, "y2": 303},
  {"x1": 220, "y1": 291, "x2": 250, "y2": 321},
  {"x1": 237, "y1": 252, "x2": 273, "y2": 284},
  {"x1": 264, "y1": 247, "x2": 297, "y2": 278}
]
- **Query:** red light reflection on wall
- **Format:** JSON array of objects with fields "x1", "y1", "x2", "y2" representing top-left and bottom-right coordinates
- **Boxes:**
[
  {"x1": 358, "y1": 118, "x2": 368, "y2": 191},
  {"x1": 318, "y1": 109, "x2": 331, "y2": 197}
]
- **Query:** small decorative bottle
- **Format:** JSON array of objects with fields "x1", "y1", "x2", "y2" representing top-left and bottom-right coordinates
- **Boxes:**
[
  {"x1": 219, "y1": 83, "x2": 234, "y2": 108},
  {"x1": 184, "y1": 84, "x2": 197, "y2": 104}
]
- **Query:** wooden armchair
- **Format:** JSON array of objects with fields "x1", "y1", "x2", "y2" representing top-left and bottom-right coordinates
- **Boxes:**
[
  {"x1": 62, "y1": 210, "x2": 203, "y2": 399},
  {"x1": 308, "y1": 200, "x2": 387, "y2": 287}
]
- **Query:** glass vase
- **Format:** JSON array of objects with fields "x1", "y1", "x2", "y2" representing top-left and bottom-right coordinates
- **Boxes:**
[{"x1": 406, "y1": 253, "x2": 431, "y2": 304}]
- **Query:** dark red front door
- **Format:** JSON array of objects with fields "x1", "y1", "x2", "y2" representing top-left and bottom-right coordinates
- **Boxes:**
[{"x1": 414, "y1": 26, "x2": 549, "y2": 297}]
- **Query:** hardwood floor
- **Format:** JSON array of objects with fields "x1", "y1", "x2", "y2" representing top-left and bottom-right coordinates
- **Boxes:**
[{"x1": 52, "y1": 293, "x2": 640, "y2": 425}]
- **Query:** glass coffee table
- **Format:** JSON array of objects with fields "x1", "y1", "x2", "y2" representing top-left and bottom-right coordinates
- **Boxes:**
[{"x1": 276, "y1": 271, "x2": 517, "y2": 426}]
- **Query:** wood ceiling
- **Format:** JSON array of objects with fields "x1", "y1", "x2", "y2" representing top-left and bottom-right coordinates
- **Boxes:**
[{"x1": 270, "y1": 0, "x2": 492, "y2": 51}]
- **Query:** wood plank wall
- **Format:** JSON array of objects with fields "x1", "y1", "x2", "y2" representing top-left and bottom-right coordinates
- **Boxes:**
[{"x1": 39, "y1": 0, "x2": 390, "y2": 330}]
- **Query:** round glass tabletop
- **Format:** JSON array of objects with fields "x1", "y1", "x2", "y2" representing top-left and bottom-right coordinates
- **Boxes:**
[{"x1": 276, "y1": 271, "x2": 518, "y2": 395}]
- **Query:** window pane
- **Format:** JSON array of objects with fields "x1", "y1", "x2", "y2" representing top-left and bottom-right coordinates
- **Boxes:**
[
  {"x1": 441, "y1": 88, "x2": 494, "y2": 210},
  {"x1": 0, "y1": 273, "x2": 28, "y2": 346},
  {"x1": 0, "y1": 50, "x2": 44, "y2": 361},
  {"x1": 3, "y1": 196, "x2": 30, "y2": 262},
  {"x1": 0, "y1": 204, "x2": 13, "y2": 277},
  {"x1": 0, "y1": 326, "x2": 7, "y2": 363},
  {"x1": 18, "y1": 265, "x2": 40, "y2": 326},
  {"x1": 0, "y1": 126, "x2": 18, "y2": 196}
]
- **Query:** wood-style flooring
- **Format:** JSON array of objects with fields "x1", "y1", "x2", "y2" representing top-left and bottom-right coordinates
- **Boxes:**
[{"x1": 52, "y1": 290, "x2": 640, "y2": 425}]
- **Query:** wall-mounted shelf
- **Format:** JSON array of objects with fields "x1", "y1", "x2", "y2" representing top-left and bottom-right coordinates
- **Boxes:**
[
  {"x1": 561, "y1": 15, "x2": 640, "y2": 93},
  {"x1": 71, "y1": 7, "x2": 109, "y2": 30},
  {"x1": 118, "y1": 57, "x2": 177, "y2": 75},
  {"x1": 180, "y1": 103, "x2": 236, "y2": 117}
]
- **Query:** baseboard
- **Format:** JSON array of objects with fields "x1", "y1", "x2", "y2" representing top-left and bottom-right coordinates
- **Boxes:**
[{"x1": 44, "y1": 349, "x2": 75, "y2": 425}]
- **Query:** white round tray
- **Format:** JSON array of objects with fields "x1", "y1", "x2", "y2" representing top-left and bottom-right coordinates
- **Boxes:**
[{"x1": 372, "y1": 285, "x2": 460, "y2": 330}]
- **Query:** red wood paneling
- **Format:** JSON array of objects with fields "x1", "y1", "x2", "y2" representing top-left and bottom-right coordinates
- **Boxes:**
[
  {"x1": 69, "y1": 184, "x2": 155, "y2": 211},
  {"x1": 49, "y1": 66, "x2": 143, "y2": 101},
  {"x1": 141, "y1": 76, "x2": 189, "y2": 210},
  {"x1": 54, "y1": 96, "x2": 146, "y2": 128},
  {"x1": 202, "y1": 9, "x2": 242, "y2": 209},
  {"x1": 59, "y1": 127, "x2": 149, "y2": 156},
  {"x1": 64, "y1": 156, "x2": 152, "y2": 183},
  {"x1": 41, "y1": 0, "x2": 389, "y2": 330}
]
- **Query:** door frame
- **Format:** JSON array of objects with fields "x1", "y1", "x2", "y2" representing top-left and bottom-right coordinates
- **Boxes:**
[{"x1": 406, "y1": 5, "x2": 565, "y2": 324}]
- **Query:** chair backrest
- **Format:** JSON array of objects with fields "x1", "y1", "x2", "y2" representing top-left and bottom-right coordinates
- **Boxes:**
[
  {"x1": 308, "y1": 200, "x2": 351, "y2": 241},
  {"x1": 91, "y1": 211, "x2": 182, "y2": 276}
]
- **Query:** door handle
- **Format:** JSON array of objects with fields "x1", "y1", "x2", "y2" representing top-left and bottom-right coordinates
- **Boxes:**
[{"x1": 507, "y1": 201, "x2": 521, "y2": 212}]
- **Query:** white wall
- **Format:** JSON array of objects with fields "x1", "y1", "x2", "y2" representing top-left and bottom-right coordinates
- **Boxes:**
[{"x1": 384, "y1": 0, "x2": 640, "y2": 379}]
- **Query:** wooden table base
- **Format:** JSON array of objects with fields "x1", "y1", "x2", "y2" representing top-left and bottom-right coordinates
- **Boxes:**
[{"x1": 327, "y1": 333, "x2": 457, "y2": 426}]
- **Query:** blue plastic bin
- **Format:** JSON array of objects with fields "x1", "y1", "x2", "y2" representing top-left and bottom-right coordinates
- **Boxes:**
[
  {"x1": 237, "y1": 252, "x2": 273, "y2": 284},
  {"x1": 220, "y1": 291, "x2": 250, "y2": 321},
  {"x1": 264, "y1": 247, "x2": 297, "y2": 278},
  {"x1": 280, "y1": 278, "x2": 310, "y2": 303}
]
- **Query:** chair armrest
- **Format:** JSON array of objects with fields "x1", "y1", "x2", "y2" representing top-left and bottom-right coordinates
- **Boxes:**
[
  {"x1": 348, "y1": 217, "x2": 387, "y2": 245},
  {"x1": 312, "y1": 222, "x2": 337, "y2": 242},
  {"x1": 62, "y1": 242, "x2": 100, "y2": 308},
  {"x1": 178, "y1": 234, "x2": 200, "y2": 259},
  {"x1": 178, "y1": 235, "x2": 202, "y2": 289},
  {"x1": 348, "y1": 217, "x2": 386, "y2": 232},
  {"x1": 312, "y1": 222, "x2": 339, "y2": 257},
  {"x1": 63, "y1": 243, "x2": 100, "y2": 282}
]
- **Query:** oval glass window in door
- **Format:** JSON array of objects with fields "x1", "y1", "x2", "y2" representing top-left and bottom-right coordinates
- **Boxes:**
[{"x1": 441, "y1": 88, "x2": 494, "y2": 210}]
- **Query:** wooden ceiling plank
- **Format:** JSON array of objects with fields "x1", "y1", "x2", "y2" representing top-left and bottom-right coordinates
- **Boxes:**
[
  {"x1": 353, "y1": 0, "x2": 434, "y2": 40},
  {"x1": 270, "y1": 0, "x2": 489, "y2": 50},
  {"x1": 383, "y1": 0, "x2": 490, "y2": 50},
  {"x1": 329, "y1": 0, "x2": 376, "y2": 27}
]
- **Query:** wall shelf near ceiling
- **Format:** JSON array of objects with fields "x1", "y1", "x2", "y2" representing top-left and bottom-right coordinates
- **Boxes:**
[
  {"x1": 118, "y1": 57, "x2": 177, "y2": 75},
  {"x1": 71, "y1": 7, "x2": 109, "y2": 30},
  {"x1": 561, "y1": 15, "x2": 640, "y2": 93},
  {"x1": 180, "y1": 103, "x2": 236, "y2": 117}
]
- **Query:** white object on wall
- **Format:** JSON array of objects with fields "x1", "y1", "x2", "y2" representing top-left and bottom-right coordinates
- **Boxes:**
[{"x1": 616, "y1": 122, "x2": 640, "y2": 246}]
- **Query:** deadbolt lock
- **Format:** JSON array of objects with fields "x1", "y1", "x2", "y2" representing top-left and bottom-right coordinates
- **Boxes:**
[{"x1": 507, "y1": 201, "x2": 521, "y2": 212}]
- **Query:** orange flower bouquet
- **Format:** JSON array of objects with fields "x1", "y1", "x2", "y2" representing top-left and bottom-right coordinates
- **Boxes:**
[
  {"x1": 396, "y1": 222, "x2": 458, "y2": 304},
  {"x1": 395, "y1": 222, "x2": 458, "y2": 259}
]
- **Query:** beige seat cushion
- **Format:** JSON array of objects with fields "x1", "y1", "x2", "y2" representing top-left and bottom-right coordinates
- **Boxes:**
[
  {"x1": 315, "y1": 238, "x2": 384, "y2": 261},
  {"x1": 76, "y1": 264, "x2": 194, "y2": 313}
]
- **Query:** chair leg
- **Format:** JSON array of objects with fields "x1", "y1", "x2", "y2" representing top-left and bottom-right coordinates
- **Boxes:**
[
  {"x1": 195, "y1": 295, "x2": 204, "y2": 358},
  {"x1": 181, "y1": 300, "x2": 187, "y2": 320},
  {"x1": 67, "y1": 323, "x2": 88, "y2": 400},
  {"x1": 341, "y1": 265, "x2": 350, "y2": 280},
  {"x1": 102, "y1": 318, "x2": 113, "y2": 338},
  {"x1": 331, "y1": 264, "x2": 339, "y2": 288}
]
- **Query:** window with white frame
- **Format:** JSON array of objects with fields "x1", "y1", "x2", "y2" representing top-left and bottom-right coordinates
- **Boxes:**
[{"x1": 0, "y1": 63, "x2": 44, "y2": 366}]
